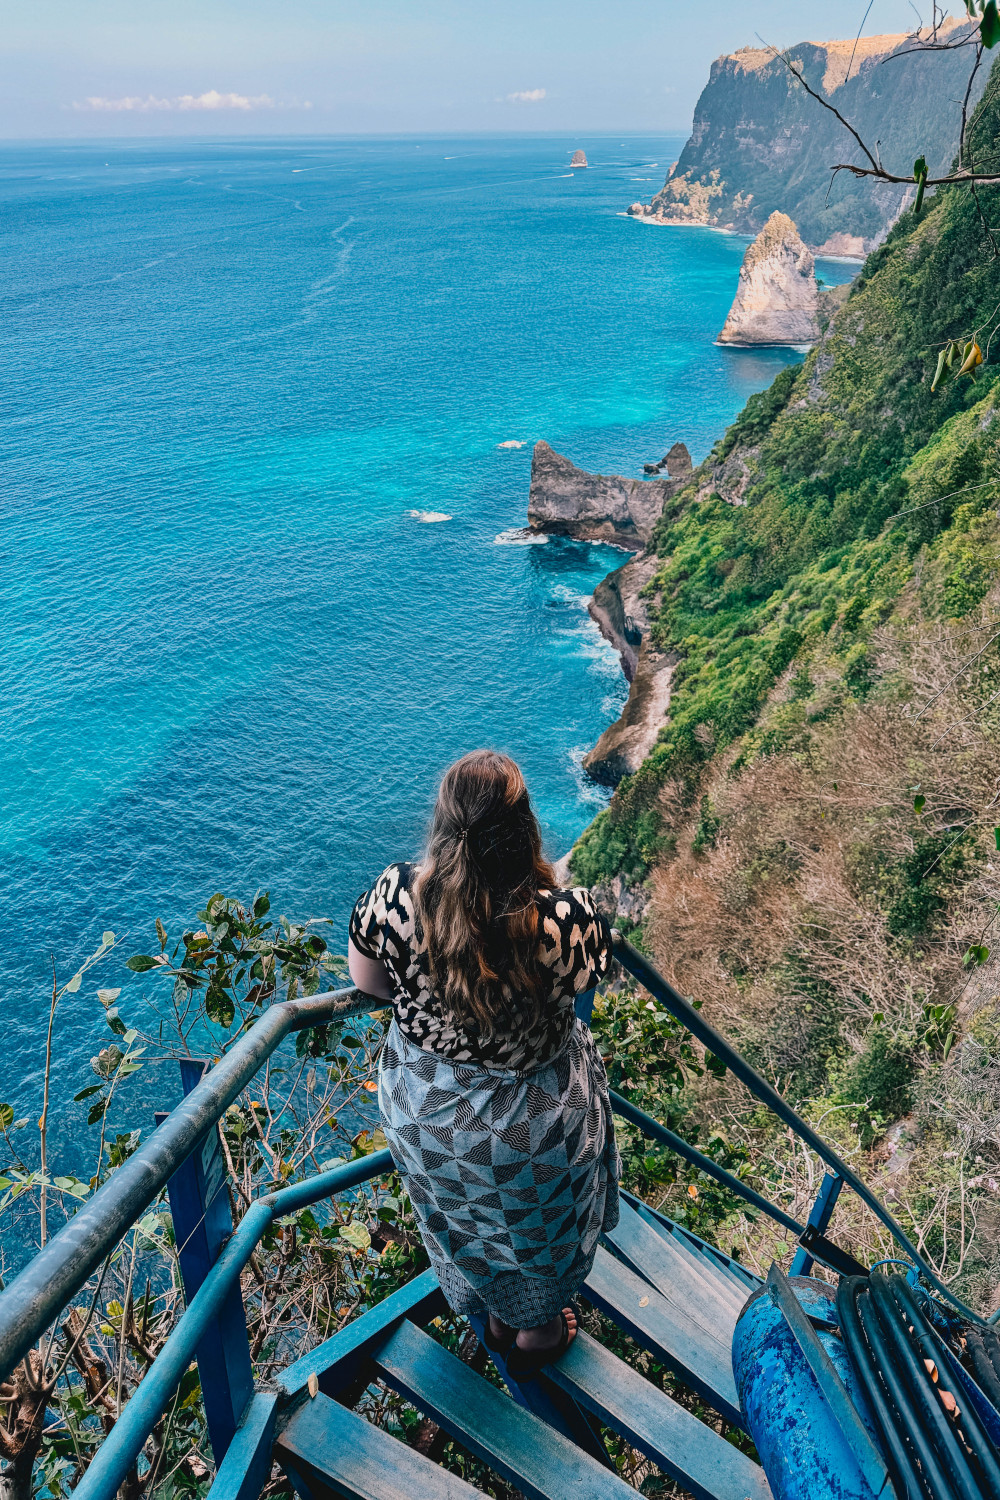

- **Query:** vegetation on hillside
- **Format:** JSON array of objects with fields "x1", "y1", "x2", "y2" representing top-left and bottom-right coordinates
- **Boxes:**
[
  {"x1": 573, "y1": 67, "x2": 1000, "y2": 1319},
  {"x1": 577, "y1": 71, "x2": 1000, "y2": 889}
]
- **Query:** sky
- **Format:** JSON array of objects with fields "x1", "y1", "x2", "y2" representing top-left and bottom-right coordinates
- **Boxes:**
[{"x1": 3, "y1": 1, "x2": 938, "y2": 139}]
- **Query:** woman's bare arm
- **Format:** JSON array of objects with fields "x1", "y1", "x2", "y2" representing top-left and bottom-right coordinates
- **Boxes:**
[{"x1": 348, "y1": 937, "x2": 396, "y2": 1000}]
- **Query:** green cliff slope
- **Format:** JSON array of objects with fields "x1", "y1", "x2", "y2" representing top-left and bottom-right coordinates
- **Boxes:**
[{"x1": 580, "y1": 79, "x2": 1000, "y2": 1304}]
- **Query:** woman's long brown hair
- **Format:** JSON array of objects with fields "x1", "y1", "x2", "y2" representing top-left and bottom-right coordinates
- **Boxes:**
[{"x1": 415, "y1": 750, "x2": 555, "y2": 1037}]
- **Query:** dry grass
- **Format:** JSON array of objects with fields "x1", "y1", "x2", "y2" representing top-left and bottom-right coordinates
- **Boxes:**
[{"x1": 641, "y1": 577, "x2": 1000, "y2": 1309}]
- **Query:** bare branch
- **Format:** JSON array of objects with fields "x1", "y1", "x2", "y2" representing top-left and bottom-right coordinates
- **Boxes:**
[
  {"x1": 829, "y1": 161, "x2": 1000, "y2": 185},
  {"x1": 760, "y1": 40, "x2": 881, "y2": 173},
  {"x1": 959, "y1": 42, "x2": 986, "y2": 169},
  {"x1": 762, "y1": 28, "x2": 1000, "y2": 193},
  {"x1": 846, "y1": 2, "x2": 877, "y2": 87}
]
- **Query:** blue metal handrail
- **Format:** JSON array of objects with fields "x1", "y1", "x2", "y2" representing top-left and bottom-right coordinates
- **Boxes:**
[
  {"x1": 0, "y1": 985, "x2": 373, "y2": 1383},
  {"x1": 0, "y1": 931, "x2": 989, "y2": 1500},
  {"x1": 611, "y1": 934, "x2": 986, "y2": 1326},
  {"x1": 72, "y1": 1150, "x2": 393, "y2": 1500},
  {"x1": 608, "y1": 1088, "x2": 805, "y2": 1235}
]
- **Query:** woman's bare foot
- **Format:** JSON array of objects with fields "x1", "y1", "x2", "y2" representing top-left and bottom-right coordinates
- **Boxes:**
[{"x1": 514, "y1": 1307, "x2": 577, "y2": 1352}]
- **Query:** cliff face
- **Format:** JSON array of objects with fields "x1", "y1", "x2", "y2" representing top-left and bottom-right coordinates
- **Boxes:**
[
  {"x1": 527, "y1": 440, "x2": 684, "y2": 546},
  {"x1": 717, "y1": 211, "x2": 819, "y2": 346},
  {"x1": 628, "y1": 21, "x2": 983, "y2": 252}
]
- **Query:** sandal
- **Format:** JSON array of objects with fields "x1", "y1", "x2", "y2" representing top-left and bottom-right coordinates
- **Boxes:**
[
  {"x1": 481, "y1": 1317, "x2": 517, "y2": 1356},
  {"x1": 504, "y1": 1304, "x2": 578, "y2": 1381}
]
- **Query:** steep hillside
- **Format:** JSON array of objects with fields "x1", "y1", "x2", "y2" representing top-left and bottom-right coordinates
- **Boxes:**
[
  {"x1": 629, "y1": 21, "x2": 984, "y2": 253},
  {"x1": 579, "y1": 77, "x2": 1000, "y2": 1306}
]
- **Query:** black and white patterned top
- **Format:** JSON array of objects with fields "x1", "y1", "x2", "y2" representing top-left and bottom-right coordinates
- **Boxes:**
[{"x1": 349, "y1": 862, "x2": 613, "y2": 1070}]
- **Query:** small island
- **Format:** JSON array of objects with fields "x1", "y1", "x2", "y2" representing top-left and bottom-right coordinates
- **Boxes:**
[
  {"x1": 717, "y1": 211, "x2": 819, "y2": 347},
  {"x1": 570, "y1": 149, "x2": 588, "y2": 168}
]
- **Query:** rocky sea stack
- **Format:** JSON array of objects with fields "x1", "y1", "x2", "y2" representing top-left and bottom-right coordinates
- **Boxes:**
[
  {"x1": 717, "y1": 211, "x2": 819, "y2": 347},
  {"x1": 527, "y1": 439, "x2": 688, "y2": 546},
  {"x1": 570, "y1": 149, "x2": 588, "y2": 168}
]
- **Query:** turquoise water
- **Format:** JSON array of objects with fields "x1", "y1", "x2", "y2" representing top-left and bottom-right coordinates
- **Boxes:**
[{"x1": 0, "y1": 135, "x2": 854, "y2": 1099}]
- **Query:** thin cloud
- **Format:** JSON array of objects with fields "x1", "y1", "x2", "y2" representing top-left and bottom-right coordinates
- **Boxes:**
[
  {"x1": 506, "y1": 88, "x2": 546, "y2": 103},
  {"x1": 74, "y1": 91, "x2": 276, "y2": 113}
]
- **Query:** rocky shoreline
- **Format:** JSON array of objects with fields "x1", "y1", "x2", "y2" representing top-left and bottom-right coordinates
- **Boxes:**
[{"x1": 527, "y1": 440, "x2": 681, "y2": 917}]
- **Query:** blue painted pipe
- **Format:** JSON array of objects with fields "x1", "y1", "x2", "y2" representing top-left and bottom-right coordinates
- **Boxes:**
[
  {"x1": 73, "y1": 1151, "x2": 393, "y2": 1500},
  {"x1": 732, "y1": 1277, "x2": 884, "y2": 1500}
]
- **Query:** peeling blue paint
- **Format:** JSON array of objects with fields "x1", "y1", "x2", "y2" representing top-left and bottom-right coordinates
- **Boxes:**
[{"x1": 733, "y1": 1276, "x2": 883, "y2": 1500}]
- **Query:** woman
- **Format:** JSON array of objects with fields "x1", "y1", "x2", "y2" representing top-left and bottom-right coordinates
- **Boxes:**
[{"x1": 348, "y1": 749, "x2": 619, "y2": 1378}]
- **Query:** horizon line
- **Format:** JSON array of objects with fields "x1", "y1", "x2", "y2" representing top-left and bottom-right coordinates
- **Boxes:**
[{"x1": 0, "y1": 126, "x2": 693, "y2": 145}]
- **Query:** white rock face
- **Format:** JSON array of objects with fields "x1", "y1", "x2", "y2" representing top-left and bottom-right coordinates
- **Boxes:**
[
  {"x1": 813, "y1": 231, "x2": 867, "y2": 260},
  {"x1": 718, "y1": 211, "x2": 820, "y2": 346}
]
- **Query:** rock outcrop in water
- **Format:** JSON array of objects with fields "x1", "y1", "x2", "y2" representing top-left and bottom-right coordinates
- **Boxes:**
[
  {"x1": 528, "y1": 440, "x2": 684, "y2": 546},
  {"x1": 626, "y1": 21, "x2": 981, "y2": 252},
  {"x1": 717, "y1": 212, "x2": 819, "y2": 346},
  {"x1": 570, "y1": 149, "x2": 588, "y2": 168},
  {"x1": 643, "y1": 441, "x2": 693, "y2": 477},
  {"x1": 526, "y1": 443, "x2": 681, "y2": 789}
]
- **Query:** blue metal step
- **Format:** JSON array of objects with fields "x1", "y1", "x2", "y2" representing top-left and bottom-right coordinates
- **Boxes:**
[
  {"x1": 623, "y1": 1193, "x2": 761, "y2": 1295},
  {"x1": 604, "y1": 1203, "x2": 747, "y2": 1353},
  {"x1": 277, "y1": 1269, "x2": 445, "y2": 1403},
  {"x1": 276, "y1": 1390, "x2": 480, "y2": 1500},
  {"x1": 370, "y1": 1317, "x2": 636, "y2": 1500},
  {"x1": 549, "y1": 1329, "x2": 772, "y2": 1500},
  {"x1": 584, "y1": 1243, "x2": 743, "y2": 1426},
  {"x1": 611, "y1": 1207, "x2": 748, "y2": 1318}
]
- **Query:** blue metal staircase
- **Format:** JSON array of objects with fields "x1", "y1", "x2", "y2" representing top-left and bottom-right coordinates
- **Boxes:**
[
  {"x1": 258, "y1": 1193, "x2": 769, "y2": 1500},
  {"x1": 1, "y1": 934, "x2": 998, "y2": 1500}
]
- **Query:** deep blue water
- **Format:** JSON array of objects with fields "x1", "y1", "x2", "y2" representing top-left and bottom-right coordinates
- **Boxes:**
[{"x1": 0, "y1": 134, "x2": 855, "y2": 1108}]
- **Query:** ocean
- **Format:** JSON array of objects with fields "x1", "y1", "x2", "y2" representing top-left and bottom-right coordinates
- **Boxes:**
[{"x1": 0, "y1": 133, "x2": 856, "y2": 1110}]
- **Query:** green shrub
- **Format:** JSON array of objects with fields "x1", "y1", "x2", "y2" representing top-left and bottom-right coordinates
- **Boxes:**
[
  {"x1": 845, "y1": 1029, "x2": 916, "y2": 1142},
  {"x1": 885, "y1": 833, "x2": 969, "y2": 936}
]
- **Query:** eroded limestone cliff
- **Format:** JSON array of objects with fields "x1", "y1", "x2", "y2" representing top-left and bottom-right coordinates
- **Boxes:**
[
  {"x1": 526, "y1": 443, "x2": 681, "y2": 790},
  {"x1": 627, "y1": 20, "x2": 981, "y2": 252},
  {"x1": 717, "y1": 212, "x2": 819, "y2": 346}
]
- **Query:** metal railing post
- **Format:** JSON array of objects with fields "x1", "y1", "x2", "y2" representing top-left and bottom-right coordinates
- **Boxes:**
[
  {"x1": 0, "y1": 985, "x2": 371, "y2": 1384},
  {"x1": 789, "y1": 1171, "x2": 843, "y2": 1278},
  {"x1": 156, "y1": 1060, "x2": 254, "y2": 1464},
  {"x1": 611, "y1": 933, "x2": 986, "y2": 1324}
]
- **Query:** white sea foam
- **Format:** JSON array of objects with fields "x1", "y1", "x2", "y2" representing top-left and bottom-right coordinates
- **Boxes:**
[
  {"x1": 550, "y1": 584, "x2": 591, "y2": 607},
  {"x1": 548, "y1": 588, "x2": 629, "y2": 693},
  {"x1": 567, "y1": 746, "x2": 613, "y2": 808},
  {"x1": 406, "y1": 509, "x2": 452, "y2": 523},
  {"x1": 497, "y1": 439, "x2": 525, "y2": 449},
  {"x1": 494, "y1": 527, "x2": 547, "y2": 545}
]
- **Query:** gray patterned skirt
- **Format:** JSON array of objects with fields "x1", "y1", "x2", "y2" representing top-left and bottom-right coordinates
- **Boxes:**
[{"x1": 378, "y1": 1016, "x2": 620, "y2": 1328}]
